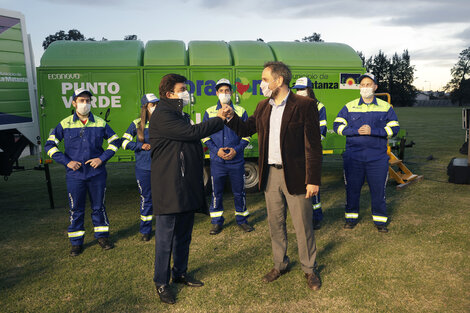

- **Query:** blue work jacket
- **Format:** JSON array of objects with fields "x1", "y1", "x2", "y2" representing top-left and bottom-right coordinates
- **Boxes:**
[
  {"x1": 45, "y1": 112, "x2": 119, "y2": 179},
  {"x1": 122, "y1": 118, "x2": 151, "y2": 170},
  {"x1": 333, "y1": 97, "x2": 400, "y2": 161},
  {"x1": 202, "y1": 101, "x2": 250, "y2": 164}
]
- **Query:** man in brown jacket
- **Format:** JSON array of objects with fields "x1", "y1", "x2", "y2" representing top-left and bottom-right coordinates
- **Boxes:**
[{"x1": 222, "y1": 61, "x2": 323, "y2": 290}]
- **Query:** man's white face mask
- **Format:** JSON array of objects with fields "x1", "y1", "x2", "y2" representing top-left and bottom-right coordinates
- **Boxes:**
[
  {"x1": 360, "y1": 87, "x2": 375, "y2": 99},
  {"x1": 218, "y1": 93, "x2": 231, "y2": 104},
  {"x1": 260, "y1": 81, "x2": 273, "y2": 98},
  {"x1": 76, "y1": 101, "x2": 91, "y2": 115},
  {"x1": 177, "y1": 91, "x2": 190, "y2": 107}
]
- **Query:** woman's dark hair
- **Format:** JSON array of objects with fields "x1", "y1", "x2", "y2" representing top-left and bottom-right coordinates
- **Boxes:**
[
  {"x1": 306, "y1": 87, "x2": 319, "y2": 106},
  {"x1": 159, "y1": 73, "x2": 187, "y2": 99},
  {"x1": 137, "y1": 103, "x2": 151, "y2": 142}
]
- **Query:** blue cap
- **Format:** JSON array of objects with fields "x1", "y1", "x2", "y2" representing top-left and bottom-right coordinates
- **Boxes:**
[
  {"x1": 358, "y1": 73, "x2": 377, "y2": 85},
  {"x1": 72, "y1": 88, "x2": 93, "y2": 100},
  {"x1": 292, "y1": 77, "x2": 313, "y2": 89},
  {"x1": 141, "y1": 93, "x2": 159, "y2": 106}
]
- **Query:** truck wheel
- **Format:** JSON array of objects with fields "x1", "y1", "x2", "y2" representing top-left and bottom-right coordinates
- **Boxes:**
[
  {"x1": 244, "y1": 161, "x2": 259, "y2": 193},
  {"x1": 203, "y1": 165, "x2": 212, "y2": 195}
]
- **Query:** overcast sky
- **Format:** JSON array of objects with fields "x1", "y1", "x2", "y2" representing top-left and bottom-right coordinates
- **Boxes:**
[{"x1": 2, "y1": 0, "x2": 469, "y2": 91}]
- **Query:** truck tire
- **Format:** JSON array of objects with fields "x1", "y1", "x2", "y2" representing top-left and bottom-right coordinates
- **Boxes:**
[{"x1": 244, "y1": 161, "x2": 259, "y2": 193}]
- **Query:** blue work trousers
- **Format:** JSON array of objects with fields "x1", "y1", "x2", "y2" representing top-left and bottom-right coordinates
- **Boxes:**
[
  {"x1": 154, "y1": 212, "x2": 194, "y2": 287},
  {"x1": 312, "y1": 192, "x2": 323, "y2": 222},
  {"x1": 209, "y1": 161, "x2": 248, "y2": 225},
  {"x1": 66, "y1": 173, "x2": 110, "y2": 245},
  {"x1": 343, "y1": 156, "x2": 389, "y2": 226},
  {"x1": 136, "y1": 168, "x2": 153, "y2": 235}
]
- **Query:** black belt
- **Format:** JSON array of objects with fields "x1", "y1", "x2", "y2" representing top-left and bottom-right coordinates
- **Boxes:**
[{"x1": 270, "y1": 164, "x2": 283, "y2": 169}]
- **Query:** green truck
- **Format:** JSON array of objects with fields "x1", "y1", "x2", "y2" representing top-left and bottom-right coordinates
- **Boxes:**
[
  {"x1": 0, "y1": 9, "x2": 40, "y2": 177},
  {"x1": 38, "y1": 39, "x2": 390, "y2": 190}
]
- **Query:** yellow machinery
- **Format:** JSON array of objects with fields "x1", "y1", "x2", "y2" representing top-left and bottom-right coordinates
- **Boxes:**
[{"x1": 376, "y1": 93, "x2": 423, "y2": 189}]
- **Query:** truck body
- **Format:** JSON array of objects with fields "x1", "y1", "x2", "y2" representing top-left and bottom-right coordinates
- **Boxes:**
[
  {"x1": 38, "y1": 40, "x2": 373, "y2": 189},
  {"x1": 0, "y1": 8, "x2": 39, "y2": 176}
]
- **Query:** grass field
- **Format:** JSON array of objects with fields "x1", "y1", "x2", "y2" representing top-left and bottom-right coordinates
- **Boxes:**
[{"x1": 1, "y1": 107, "x2": 469, "y2": 312}]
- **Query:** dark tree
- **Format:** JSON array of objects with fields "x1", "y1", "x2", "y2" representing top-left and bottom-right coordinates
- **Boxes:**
[
  {"x1": 364, "y1": 50, "x2": 417, "y2": 106},
  {"x1": 301, "y1": 33, "x2": 324, "y2": 42},
  {"x1": 124, "y1": 35, "x2": 138, "y2": 40},
  {"x1": 43, "y1": 29, "x2": 91, "y2": 49},
  {"x1": 445, "y1": 47, "x2": 470, "y2": 106},
  {"x1": 356, "y1": 51, "x2": 366, "y2": 67},
  {"x1": 366, "y1": 50, "x2": 390, "y2": 93},
  {"x1": 256, "y1": 38, "x2": 264, "y2": 42}
]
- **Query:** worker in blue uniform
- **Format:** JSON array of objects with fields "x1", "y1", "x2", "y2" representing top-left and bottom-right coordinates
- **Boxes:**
[
  {"x1": 45, "y1": 88, "x2": 120, "y2": 256},
  {"x1": 333, "y1": 73, "x2": 400, "y2": 233},
  {"x1": 202, "y1": 78, "x2": 254, "y2": 235},
  {"x1": 292, "y1": 77, "x2": 327, "y2": 230},
  {"x1": 122, "y1": 94, "x2": 159, "y2": 241}
]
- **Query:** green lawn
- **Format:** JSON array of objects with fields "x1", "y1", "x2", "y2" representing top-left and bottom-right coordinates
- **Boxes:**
[{"x1": 1, "y1": 107, "x2": 469, "y2": 312}]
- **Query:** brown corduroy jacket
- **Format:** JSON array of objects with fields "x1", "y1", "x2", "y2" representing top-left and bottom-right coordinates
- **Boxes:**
[{"x1": 226, "y1": 92, "x2": 322, "y2": 195}]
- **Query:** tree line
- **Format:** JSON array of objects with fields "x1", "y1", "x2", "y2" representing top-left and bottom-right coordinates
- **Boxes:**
[{"x1": 43, "y1": 30, "x2": 468, "y2": 106}]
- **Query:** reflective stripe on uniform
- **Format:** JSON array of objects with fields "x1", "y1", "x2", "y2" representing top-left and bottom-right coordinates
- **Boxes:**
[
  {"x1": 319, "y1": 120, "x2": 327, "y2": 126},
  {"x1": 141, "y1": 215, "x2": 153, "y2": 222},
  {"x1": 387, "y1": 121, "x2": 399, "y2": 127},
  {"x1": 47, "y1": 147, "x2": 59, "y2": 157},
  {"x1": 108, "y1": 134, "x2": 119, "y2": 144},
  {"x1": 210, "y1": 211, "x2": 223, "y2": 218},
  {"x1": 107, "y1": 144, "x2": 118, "y2": 152},
  {"x1": 372, "y1": 215, "x2": 388, "y2": 223},
  {"x1": 312, "y1": 203, "x2": 322, "y2": 210},
  {"x1": 122, "y1": 139, "x2": 131, "y2": 149},
  {"x1": 94, "y1": 226, "x2": 109, "y2": 232},
  {"x1": 345, "y1": 212, "x2": 359, "y2": 219},
  {"x1": 384, "y1": 126, "x2": 393, "y2": 137},
  {"x1": 337, "y1": 124, "x2": 346, "y2": 136},
  {"x1": 242, "y1": 137, "x2": 251, "y2": 142},
  {"x1": 235, "y1": 210, "x2": 249, "y2": 217},
  {"x1": 201, "y1": 137, "x2": 211, "y2": 143},
  {"x1": 68, "y1": 230, "x2": 85, "y2": 238},
  {"x1": 47, "y1": 134, "x2": 59, "y2": 144},
  {"x1": 334, "y1": 117, "x2": 348, "y2": 125},
  {"x1": 122, "y1": 133, "x2": 133, "y2": 141}
]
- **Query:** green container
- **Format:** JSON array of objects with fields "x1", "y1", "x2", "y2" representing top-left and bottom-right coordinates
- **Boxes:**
[{"x1": 38, "y1": 39, "x2": 375, "y2": 188}]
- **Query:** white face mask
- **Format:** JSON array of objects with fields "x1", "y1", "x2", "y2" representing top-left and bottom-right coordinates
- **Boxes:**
[
  {"x1": 260, "y1": 81, "x2": 273, "y2": 98},
  {"x1": 177, "y1": 91, "x2": 190, "y2": 107},
  {"x1": 360, "y1": 87, "x2": 375, "y2": 99},
  {"x1": 218, "y1": 93, "x2": 231, "y2": 104},
  {"x1": 76, "y1": 102, "x2": 91, "y2": 115},
  {"x1": 148, "y1": 105, "x2": 155, "y2": 114},
  {"x1": 296, "y1": 90, "x2": 308, "y2": 97}
]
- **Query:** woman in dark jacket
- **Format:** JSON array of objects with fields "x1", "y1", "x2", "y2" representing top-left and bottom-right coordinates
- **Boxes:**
[
  {"x1": 121, "y1": 93, "x2": 158, "y2": 241},
  {"x1": 149, "y1": 73, "x2": 225, "y2": 305}
]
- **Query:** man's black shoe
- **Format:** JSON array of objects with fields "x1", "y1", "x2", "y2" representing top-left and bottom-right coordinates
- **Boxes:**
[
  {"x1": 377, "y1": 225, "x2": 389, "y2": 233},
  {"x1": 343, "y1": 222, "x2": 357, "y2": 229},
  {"x1": 70, "y1": 245, "x2": 83, "y2": 257},
  {"x1": 313, "y1": 220, "x2": 322, "y2": 230},
  {"x1": 210, "y1": 224, "x2": 223, "y2": 235},
  {"x1": 157, "y1": 285, "x2": 175, "y2": 304},
  {"x1": 238, "y1": 222, "x2": 254, "y2": 232},
  {"x1": 173, "y1": 274, "x2": 204, "y2": 287},
  {"x1": 141, "y1": 234, "x2": 151, "y2": 241},
  {"x1": 97, "y1": 238, "x2": 114, "y2": 250}
]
